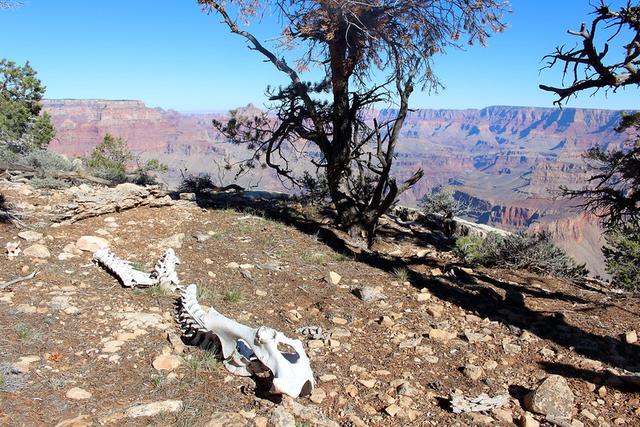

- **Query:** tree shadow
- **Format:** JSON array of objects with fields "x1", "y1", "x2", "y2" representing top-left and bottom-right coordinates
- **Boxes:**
[
  {"x1": 538, "y1": 361, "x2": 640, "y2": 392},
  {"x1": 194, "y1": 193, "x2": 640, "y2": 373}
]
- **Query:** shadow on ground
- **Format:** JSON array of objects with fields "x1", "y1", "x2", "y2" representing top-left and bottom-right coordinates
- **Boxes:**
[{"x1": 194, "y1": 193, "x2": 640, "y2": 386}]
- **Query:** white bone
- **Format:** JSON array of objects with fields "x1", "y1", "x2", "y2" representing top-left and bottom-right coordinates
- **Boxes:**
[
  {"x1": 178, "y1": 284, "x2": 314, "y2": 398},
  {"x1": 93, "y1": 248, "x2": 156, "y2": 288},
  {"x1": 151, "y1": 249, "x2": 181, "y2": 290}
]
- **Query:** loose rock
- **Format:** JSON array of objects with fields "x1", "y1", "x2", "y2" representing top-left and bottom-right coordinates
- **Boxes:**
[{"x1": 524, "y1": 375, "x2": 574, "y2": 419}]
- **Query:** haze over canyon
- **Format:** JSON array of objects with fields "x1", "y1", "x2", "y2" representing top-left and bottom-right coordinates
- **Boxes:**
[{"x1": 42, "y1": 99, "x2": 631, "y2": 277}]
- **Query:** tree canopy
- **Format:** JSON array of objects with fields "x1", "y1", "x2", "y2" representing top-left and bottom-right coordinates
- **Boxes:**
[
  {"x1": 0, "y1": 59, "x2": 55, "y2": 151},
  {"x1": 199, "y1": 0, "x2": 508, "y2": 244}
]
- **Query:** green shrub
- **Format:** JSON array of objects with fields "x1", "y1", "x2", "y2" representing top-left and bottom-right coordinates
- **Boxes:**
[
  {"x1": 603, "y1": 224, "x2": 640, "y2": 291},
  {"x1": 419, "y1": 186, "x2": 468, "y2": 218},
  {"x1": 30, "y1": 177, "x2": 70, "y2": 190},
  {"x1": 455, "y1": 232, "x2": 588, "y2": 280},
  {"x1": 22, "y1": 149, "x2": 76, "y2": 172},
  {"x1": 87, "y1": 133, "x2": 132, "y2": 182}
]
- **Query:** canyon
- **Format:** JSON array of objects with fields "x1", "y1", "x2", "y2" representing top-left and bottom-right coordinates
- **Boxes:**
[{"x1": 42, "y1": 99, "x2": 631, "y2": 277}]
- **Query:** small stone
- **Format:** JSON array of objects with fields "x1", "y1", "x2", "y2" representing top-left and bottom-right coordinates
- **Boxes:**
[
  {"x1": 239, "y1": 263, "x2": 254, "y2": 270},
  {"x1": 193, "y1": 232, "x2": 212, "y2": 242},
  {"x1": 524, "y1": 375, "x2": 574, "y2": 419},
  {"x1": 125, "y1": 400, "x2": 183, "y2": 418},
  {"x1": 469, "y1": 413, "x2": 493, "y2": 425},
  {"x1": 326, "y1": 271, "x2": 341, "y2": 285},
  {"x1": 159, "y1": 233, "x2": 185, "y2": 249},
  {"x1": 153, "y1": 354, "x2": 182, "y2": 371},
  {"x1": 430, "y1": 268, "x2": 443, "y2": 276},
  {"x1": 503, "y1": 342, "x2": 522, "y2": 355},
  {"x1": 226, "y1": 262, "x2": 240, "y2": 269},
  {"x1": 463, "y1": 364, "x2": 484, "y2": 381},
  {"x1": 23, "y1": 244, "x2": 50, "y2": 258},
  {"x1": 416, "y1": 293, "x2": 431, "y2": 302},
  {"x1": 255, "y1": 289, "x2": 267, "y2": 297},
  {"x1": 397, "y1": 382, "x2": 419, "y2": 397},
  {"x1": 66, "y1": 387, "x2": 92, "y2": 400},
  {"x1": 319, "y1": 374, "x2": 337, "y2": 382},
  {"x1": 268, "y1": 407, "x2": 296, "y2": 427},
  {"x1": 54, "y1": 415, "x2": 92, "y2": 427},
  {"x1": 331, "y1": 317, "x2": 348, "y2": 325},
  {"x1": 205, "y1": 412, "x2": 246, "y2": 427},
  {"x1": 580, "y1": 409, "x2": 596, "y2": 421},
  {"x1": 492, "y1": 408, "x2": 513, "y2": 424},
  {"x1": 309, "y1": 388, "x2": 326, "y2": 404},
  {"x1": 597, "y1": 385, "x2": 607, "y2": 398},
  {"x1": 624, "y1": 330, "x2": 638, "y2": 344},
  {"x1": 519, "y1": 412, "x2": 540, "y2": 427},
  {"x1": 378, "y1": 316, "x2": 395, "y2": 327},
  {"x1": 353, "y1": 286, "x2": 386, "y2": 302},
  {"x1": 14, "y1": 355, "x2": 40, "y2": 373},
  {"x1": 18, "y1": 230, "x2": 43, "y2": 241},
  {"x1": 358, "y1": 379, "x2": 377, "y2": 388},
  {"x1": 179, "y1": 192, "x2": 196, "y2": 201},
  {"x1": 75, "y1": 236, "x2": 109, "y2": 252},
  {"x1": 426, "y1": 304, "x2": 444, "y2": 318},
  {"x1": 399, "y1": 337, "x2": 422, "y2": 349},
  {"x1": 428, "y1": 328, "x2": 456, "y2": 342},
  {"x1": 308, "y1": 340, "x2": 324, "y2": 349},
  {"x1": 385, "y1": 404, "x2": 401, "y2": 417},
  {"x1": 540, "y1": 347, "x2": 556, "y2": 358}
]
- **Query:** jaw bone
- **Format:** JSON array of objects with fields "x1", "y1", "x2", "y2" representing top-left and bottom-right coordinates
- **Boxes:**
[
  {"x1": 93, "y1": 248, "x2": 180, "y2": 289},
  {"x1": 177, "y1": 284, "x2": 314, "y2": 398}
]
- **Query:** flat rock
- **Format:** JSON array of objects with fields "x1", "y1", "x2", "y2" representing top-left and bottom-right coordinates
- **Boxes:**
[
  {"x1": 18, "y1": 230, "x2": 43, "y2": 241},
  {"x1": 205, "y1": 412, "x2": 247, "y2": 427},
  {"x1": 125, "y1": 400, "x2": 184, "y2": 418},
  {"x1": 76, "y1": 236, "x2": 109, "y2": 252},
  {"x1": 159, "y1": 233, "x2": 186, "y2": 249},
  {"x1": 66, "y1": 387, "x2": 92, "y2": 400},
  {"x1": 524, "y1": 375, "x2": 574, "y2": 419},
  {"x1": 152, "y1": 354, "x2": 182, "y2": 371},
  {"x1": 352, "y1": 286, "x2": 386, "y2": 302},
  {"x1": 429, "y1": 328, "x2": 456, "y2": 342},
  {"x1": 23, "y1": 244, "x2": 50, "y2": 258},
  {"x1": 54, "y1": 415, "x2": 92, "y2": 427}
]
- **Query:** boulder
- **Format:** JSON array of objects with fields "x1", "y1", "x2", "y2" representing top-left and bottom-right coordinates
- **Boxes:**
[{"x1": 524, "y1": 375, "x2": 574, "y2": 419}]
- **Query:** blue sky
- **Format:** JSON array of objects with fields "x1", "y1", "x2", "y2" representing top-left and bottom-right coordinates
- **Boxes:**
[{"x1": 1, "y1": 0, "x2": 638, "y2": 111}]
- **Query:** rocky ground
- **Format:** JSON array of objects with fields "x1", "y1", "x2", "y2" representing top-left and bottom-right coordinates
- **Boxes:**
[{"x1": 0, "y1": 180, "x2": 639, "y2": 427}]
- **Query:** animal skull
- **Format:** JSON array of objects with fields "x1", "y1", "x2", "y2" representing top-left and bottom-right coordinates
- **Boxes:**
[{"x1": 178, "y1": 284, "x2": 314, "y2": 398}]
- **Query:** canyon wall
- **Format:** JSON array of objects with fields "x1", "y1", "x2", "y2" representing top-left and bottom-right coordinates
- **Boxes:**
[{"x1": 43, "y1": 99, "x2": 629, "y2": 277}]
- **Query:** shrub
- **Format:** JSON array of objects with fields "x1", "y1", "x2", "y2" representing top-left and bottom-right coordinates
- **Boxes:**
[
  {"x1": 22, "y1": 149, "x2": 76, "y2": 172},
  {"x1": 455, "y1": 232, "x2": 588, "y2": 281},
  {"x1": 603, "y1": 224, "x2": 640, "y2": 291},
  {"x1": 87, "y1": 133, "x2": 132, "y2": 182},
  {"x1": 30, "y1": 177, "x2": 70, "y2": 190},
  {"x1": 419, "y1": 186, "x2": 468, "y2": 218},
  {"x1": 87, "y1": 134, "x2": 166, "y2": 185},
  {"x1": 178, "y1": 173, "x2": 216, "y2": 194}
]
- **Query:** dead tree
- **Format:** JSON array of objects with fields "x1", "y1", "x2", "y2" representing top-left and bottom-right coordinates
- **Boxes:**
[
  {"x1": 540, "y1": 1, "x2": 640, "y2": 228},
  {"x1": 540, "y1": 1, "x2": 640, "y2": 104},
  {"x1": 198, "y1": 0, "x2": 507, "y2": 246}
]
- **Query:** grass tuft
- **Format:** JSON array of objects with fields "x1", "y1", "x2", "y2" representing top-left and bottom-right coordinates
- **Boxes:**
[
  {"x1": 222, "y1": 291, "x2": 242, "y2": 303},
  {"x1": 393, "y1": 267, "x2": 409, "y2": 283}
]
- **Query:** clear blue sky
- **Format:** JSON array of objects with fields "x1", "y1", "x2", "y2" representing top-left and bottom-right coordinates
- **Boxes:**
[{"x1": 1, "y1": 0, "x2": 637, "y2": 111}]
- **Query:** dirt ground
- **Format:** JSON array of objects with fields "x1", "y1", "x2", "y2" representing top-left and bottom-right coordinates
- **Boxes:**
[{"x1": 0, "y1": 181, "x2": 639, "y2": 427}]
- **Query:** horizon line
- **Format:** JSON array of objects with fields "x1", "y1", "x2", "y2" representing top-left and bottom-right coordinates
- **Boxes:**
[{"x1": 41, "y1": 98, "x2": 636, "y2": 114}]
